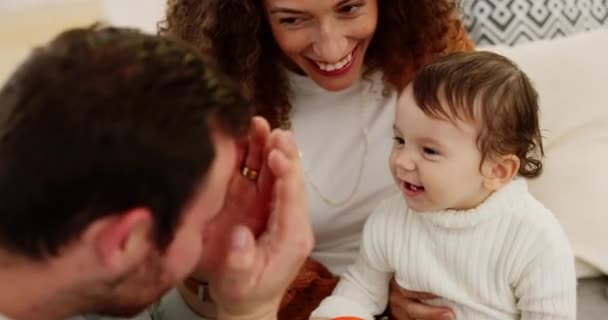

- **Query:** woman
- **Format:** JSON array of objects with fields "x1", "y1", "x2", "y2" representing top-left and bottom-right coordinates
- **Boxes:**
[{"x1": 163, "y1": 0, "x2": 473, "y2": 319}]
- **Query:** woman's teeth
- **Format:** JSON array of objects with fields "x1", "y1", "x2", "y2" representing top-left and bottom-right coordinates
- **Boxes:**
[{"x1": 315, "y1": 52, "x2": 353, "y2": 72}]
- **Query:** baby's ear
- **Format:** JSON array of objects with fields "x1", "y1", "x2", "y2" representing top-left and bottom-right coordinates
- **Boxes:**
[{"x1": 481, "y1": 155, "x2": 520, "y2": 191}]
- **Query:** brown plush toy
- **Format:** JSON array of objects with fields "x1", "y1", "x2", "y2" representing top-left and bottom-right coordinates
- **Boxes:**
[{"x1": 279, "y1": 257, "x2": 339, "y2": 320}]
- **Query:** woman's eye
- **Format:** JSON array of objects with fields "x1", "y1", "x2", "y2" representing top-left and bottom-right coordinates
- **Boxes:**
[
  {"x1": 339, "y1": 3, "x2": 363, "y2": 14},
  {"x1": 393, "y1": 137, "x2": 405, "y2": 144},
  {"x1": 279, "y1": 17, "x2": 303, "y2": 25}
]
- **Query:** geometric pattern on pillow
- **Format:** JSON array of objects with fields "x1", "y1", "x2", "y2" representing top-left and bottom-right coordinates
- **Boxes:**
[{"x1": 462, "y1": 0, "x2": 608, "y2": 46}]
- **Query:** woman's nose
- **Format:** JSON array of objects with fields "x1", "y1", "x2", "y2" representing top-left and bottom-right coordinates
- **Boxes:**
[{"x1": 312, "y1": 22, "x2": 348, "y2": 63}]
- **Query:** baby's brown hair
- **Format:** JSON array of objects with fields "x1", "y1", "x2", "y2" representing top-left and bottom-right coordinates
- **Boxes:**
[{"x1": 412, "y1": 51, "x2": 544, "y2": 178}]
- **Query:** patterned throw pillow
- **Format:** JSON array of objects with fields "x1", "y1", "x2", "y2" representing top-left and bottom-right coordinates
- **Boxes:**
[{"x1": 462, "y1": 0, "x2": 608, "y2": 46}]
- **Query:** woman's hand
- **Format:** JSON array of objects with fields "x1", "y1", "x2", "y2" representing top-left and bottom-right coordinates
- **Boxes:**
[
  {"x1": 223, "y1": 116, "x2": 276, "y2": 237},
  {"x1": 388, "y1": 278, "x2": 455, "y2": 320},
  {"x1": 178, "y1": 116, "x2": 285, "y2": 318},
  {"x1": 207, "y1": 128, "x2": 314, "y2": 320},
  {"x1": 196, "y1": 116, "x2": 275, "y2": 278}
]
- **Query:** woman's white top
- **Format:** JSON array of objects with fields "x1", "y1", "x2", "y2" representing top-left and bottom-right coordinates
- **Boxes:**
[{"x1": 288, "y1": 70, "x2": 399, "y2": 275}]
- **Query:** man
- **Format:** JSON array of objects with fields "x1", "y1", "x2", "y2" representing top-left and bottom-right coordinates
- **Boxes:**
[{"x1": 0, "y1": 26, "x2": 312, "y2": 320}]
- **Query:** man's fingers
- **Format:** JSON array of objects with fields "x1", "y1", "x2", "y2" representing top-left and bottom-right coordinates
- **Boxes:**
[
  {"x1": 267, "y1": 130, "x2": 300, "y2": 163},
  {"x1": 277, "y1": 131, "x2": 300, "y2": 160},
  {"x1": 266, "y1": 149, "x2": 293, "y2": 235},
  {"x1": 266, "y1": 147, "x2": 312, "y2": 253},
  {"x1": 267, "y1": 148, "x2": 291, "y2": 178},
  {"x1": 268, "y1": 148, "x2": 308, "y2": 231}
]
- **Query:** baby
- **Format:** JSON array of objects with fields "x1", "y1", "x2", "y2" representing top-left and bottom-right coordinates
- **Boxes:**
[{"x1": 311, "y1": 51, "x2": 576, "y2": 320}]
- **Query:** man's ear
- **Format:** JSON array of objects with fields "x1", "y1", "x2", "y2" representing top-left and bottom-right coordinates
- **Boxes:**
[
  {"x1": 81, "y1": 208, "x2": 154, "y2": 273},
  {"x1": 482, "y1": 154, "x2": 520, "y2": 191}
]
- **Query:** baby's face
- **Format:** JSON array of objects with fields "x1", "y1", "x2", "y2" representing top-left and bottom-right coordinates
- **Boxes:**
[{"x1": 389, "y1": 85, "x2": 492, "y2": 212}]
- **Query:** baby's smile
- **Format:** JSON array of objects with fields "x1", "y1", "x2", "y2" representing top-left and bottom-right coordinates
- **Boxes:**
[{"x1": 402, "y1": 181, "x2": 425, "y2": 197}]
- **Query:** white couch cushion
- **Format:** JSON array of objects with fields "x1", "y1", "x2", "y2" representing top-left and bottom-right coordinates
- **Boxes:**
[{"x1": 483, "y1": 28, "x2": 608, "y2": 277}]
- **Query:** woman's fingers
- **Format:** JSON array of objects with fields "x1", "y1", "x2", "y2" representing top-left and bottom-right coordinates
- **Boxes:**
[
  {"x1": 390, "y1": 297, "x2": 454, "y2": 320},
  {"x1": 391, "y1": 279, "x2": 439, "y2": 300},
  {"x1": 243, "y1": 116, "x2": 270, "y2": 172},
  {"x1": 228, "y1": 117, "x2": 273, "y2": 236},
  {"x1": 389, "y1": 278, "x2": 454, "y2": 320}
]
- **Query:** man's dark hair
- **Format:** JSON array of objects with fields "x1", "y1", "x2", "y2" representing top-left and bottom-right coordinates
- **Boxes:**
[{"x1": 0, "y1": 26, "x2": 251, "y2": 258}]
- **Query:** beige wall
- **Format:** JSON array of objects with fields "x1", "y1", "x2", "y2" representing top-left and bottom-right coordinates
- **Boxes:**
[
  {"x1": 0, "y1": 0, "x2": 102, "y2": 83},
  {"x1": 102, "y1": 0, "x2": 165, "y2": 34}
]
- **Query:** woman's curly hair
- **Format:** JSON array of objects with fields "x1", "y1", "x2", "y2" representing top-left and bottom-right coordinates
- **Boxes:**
[{"x1": 161, "y1": 0, "x2": 472, "y2": 128}]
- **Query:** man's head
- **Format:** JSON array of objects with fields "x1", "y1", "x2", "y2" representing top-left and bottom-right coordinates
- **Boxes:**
[
  {"x1": 0, "y1": 26, "x2": 250, "y2": 316},
  {"x1": 390, "y1": 51, "x2": 543, "y2": 212}
]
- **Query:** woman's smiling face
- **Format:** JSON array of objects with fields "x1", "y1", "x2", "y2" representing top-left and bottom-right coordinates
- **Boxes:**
[{"x1": 264, "y1": 0, "x2": 378, "y2": 91}]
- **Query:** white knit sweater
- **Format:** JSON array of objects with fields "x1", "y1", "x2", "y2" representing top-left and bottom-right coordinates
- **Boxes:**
[{"x1": 312, "y1": 179, "x2": 577, "y2": 320}]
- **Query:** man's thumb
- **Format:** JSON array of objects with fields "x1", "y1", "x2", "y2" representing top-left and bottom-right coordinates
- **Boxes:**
[{"x1": 219, "y1": 225, "x2": 257, "y2": 298}]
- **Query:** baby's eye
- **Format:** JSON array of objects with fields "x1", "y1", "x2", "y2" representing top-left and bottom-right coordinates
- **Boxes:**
[
  {"x1": 423, "y1": 147, "x2": 439, "y2": 156},
  {"x1": 393, "y1": 136, "x2": 405, "y2": 145}
]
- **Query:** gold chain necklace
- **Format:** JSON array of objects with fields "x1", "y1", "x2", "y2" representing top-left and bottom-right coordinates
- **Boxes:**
[{"x1": 296, "y1": 81, "x2": 370, "y2": 207}]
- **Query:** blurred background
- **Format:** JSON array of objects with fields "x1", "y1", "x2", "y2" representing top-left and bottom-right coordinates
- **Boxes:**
[{"x1": 0, "y1": 0, "x2": 166, "y2": 83}]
